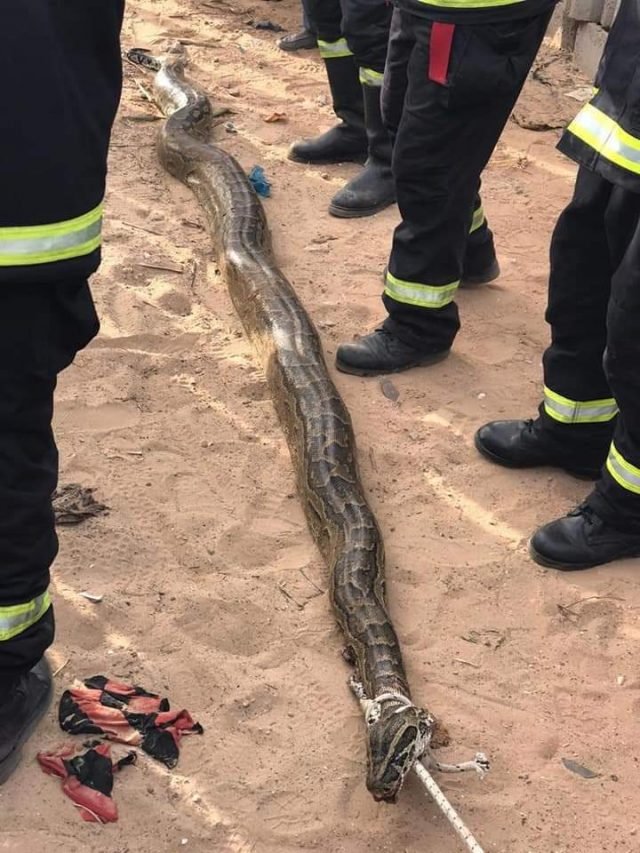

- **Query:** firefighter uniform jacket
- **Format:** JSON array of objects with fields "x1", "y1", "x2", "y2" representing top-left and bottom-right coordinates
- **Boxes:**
[
  {"x1": 559, "y1": 0, "x2": 640, "y2": 195},
  {"x1": 0, "y1": 1, "x2": 125, "y2": 284}
]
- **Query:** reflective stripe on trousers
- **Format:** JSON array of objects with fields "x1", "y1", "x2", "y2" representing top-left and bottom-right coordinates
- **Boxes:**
[
  {"x1": 0, "y1": 591, "x2": 51, "y2": 642},
  {"x1": 567, "y1": 103, "x2": 640, "y2": 177},
  {"x1": 607, "y1": 443, "x2": 640, "y2": 495},
  {"x1": 384, "y1": 204, "x2": 484, "y2": 308},
  {"x1": 318, "y1": 38, "x2": 353, "y2": 60},
  {"x1": 0, "y1": 203, "x2": 103, "y2": 267},
  {"x1": 543, "y1": 385, "x2": 618, "y2": 424},
  {"x1": 359, "y1": 67, "x2": 384, "y2": 87},
  {"x1": 470, "y1": 204, "x2": 485, "y2": 234},
  {"x1": 415, "y1": 0, "x2": 526, "y2": 7},
  {"x1": 385, "y1": 271, "x2": 459, "y2": 308}
]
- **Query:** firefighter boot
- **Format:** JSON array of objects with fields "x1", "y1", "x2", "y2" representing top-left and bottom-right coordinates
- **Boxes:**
[
  {"x1": 0, "y1": 658, "x2": 52, "y2": 784},
  {"x1": 462, "y1": 228, "x2": 501, "y2": 287},
  {"x1": 530, "y1": 502, "x2": 640, "y2": 570},
  {"x1": 475, "y1": 418, "x2": 610, "y2": 479},
  {"x1": 328, "y1": 83, "x2": 396, "y2": 218},
  {"x1": 336, "y1": 328, "x2": 450, "y2": 376},
  {"x1": 289, "y1": 56, "x2": 367, "y2": 165}
]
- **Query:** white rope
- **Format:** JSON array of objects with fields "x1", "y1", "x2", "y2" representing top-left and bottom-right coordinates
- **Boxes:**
[
  {"x1": 349, "y1": 677, "x2": 487, "y2": 853},
  {"x1": 414, "y1": 761, "x2": 485, "y2": 853}
]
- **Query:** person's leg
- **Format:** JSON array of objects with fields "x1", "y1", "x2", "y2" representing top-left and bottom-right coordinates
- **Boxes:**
[
  {"x1": 476, "y1": 168, "x2": 616, "y2": 478},
  {"x1": 336, "y1": 11, "x2": 552, "y2": 375},
  {"x1": 329, "y1": 0, "x2": 395, "y2": 217},
  {"x1": 0, "y1": 279, "x2": 99, "y2": 784},
  {"x1": 529, "y1": 183, "x2": 640, "y2": 570},
  {"x1": 289, "y1": 0, "x2": 366, "y2": 164},
  {"x1": 279, "y1": 0, "x2": 317, "y2": 52}
]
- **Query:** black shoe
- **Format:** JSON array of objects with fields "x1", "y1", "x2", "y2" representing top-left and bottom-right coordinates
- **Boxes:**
[
  {"x1": 0, "y1": 658, "x2": 52, "y2": 785},
  {"x1": 461, "y1": 232, "x2": 500, "y2": 288},
  {"x1": 335, "y1": 328, "x2": 449, "y2": 376},
  {"x1": 289, "y1": 125, "x2": 367, "y2": 165},
  {"x1": 289, "y1": 55, "x2": 366, "y2": 165},
  {"x1": 461, "y1": 257, "x2": 501, "y2": 287},
  {"x1": 329, "y1": 83, "x2": 396, "y2": 218},
  {"x1": 474, "y1": 419, "x2": 604, "y2": 480},
  {"x1": 530, "y1": 503, "x2": 640, "y2": 570},
  {"x1": 278, "y1": 30, "x2": 316, "y2": 52}
]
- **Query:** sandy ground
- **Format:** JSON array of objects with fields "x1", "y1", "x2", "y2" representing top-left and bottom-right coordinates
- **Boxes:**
[{"x1": 2, "y1": 3, "x2": 640, "y2": 852}]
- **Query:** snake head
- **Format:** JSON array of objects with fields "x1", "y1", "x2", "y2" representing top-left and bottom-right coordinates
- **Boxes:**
[{"x1": 365, "y1": 700, "x2": 434, "y2": 802}]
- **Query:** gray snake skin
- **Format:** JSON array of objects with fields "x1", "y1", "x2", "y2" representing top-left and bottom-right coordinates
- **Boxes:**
[{"x1": 127, "y1": 44, "x2": 436, "y2": 802}]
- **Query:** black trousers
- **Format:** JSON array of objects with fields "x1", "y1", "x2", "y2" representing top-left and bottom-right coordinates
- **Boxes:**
[
  {"x1": 381, "y1": 8, "x2": 551, "y2": 352},
  {"x1": 541, "y1": 167, "x2": 640, "y2": 530},
  {"x1": 0, "y1": 281, "x2": 99, "y2": 688},
  {"x1": 306, "y1": 0, "x2": 392, "y2": 73}
]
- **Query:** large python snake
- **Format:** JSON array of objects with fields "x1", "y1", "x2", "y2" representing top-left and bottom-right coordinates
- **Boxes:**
[{"x1": 128, "y1": 44, "x2": 436, "y2": 802}]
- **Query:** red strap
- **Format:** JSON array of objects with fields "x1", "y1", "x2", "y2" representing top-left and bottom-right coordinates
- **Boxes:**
[{"x1": 428, "y1": 22, "x2": 456, "y2": 85}]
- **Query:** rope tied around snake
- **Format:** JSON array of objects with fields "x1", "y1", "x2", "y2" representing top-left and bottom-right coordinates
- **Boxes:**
[{"x1": 126, "y1": 43, "x2": 489, "y2": 850}]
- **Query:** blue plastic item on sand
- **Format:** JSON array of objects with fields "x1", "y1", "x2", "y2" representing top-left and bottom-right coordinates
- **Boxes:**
[{"x1": 248, "y1": 165, "x2": 271, "y2": 198}]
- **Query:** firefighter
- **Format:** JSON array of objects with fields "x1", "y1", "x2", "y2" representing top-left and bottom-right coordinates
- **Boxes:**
[
  {"x1": 288, "y1": 0, "x2": 397, "y2": 218},
  {"x1": 0, "y1": 1, "x2": 124, "y2": 783},
  {"x1": 476, "y1": 0, "x2": 640, "y2": 570},
  {"x1": 335, "y1": 0, "x2": 556, "y2": 375}
]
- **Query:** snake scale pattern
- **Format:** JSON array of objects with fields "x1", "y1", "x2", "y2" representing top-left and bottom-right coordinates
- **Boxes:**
[{"x1": 128, "y1": 44, "x2": 435, "y2": 802}]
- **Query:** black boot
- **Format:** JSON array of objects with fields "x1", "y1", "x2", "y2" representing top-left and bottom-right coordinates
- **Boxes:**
[
  {"x1": 289, "y1": 56, "x2": 367, "y2": 165},
  {"x1": 461, "y1": 231, "x2": 500, "y2": 287},
  {"x1": 530, "y1": 502, "x2": 640, "y2": 570},
  {"x1": 0, "y1": 658, "x2": 52, "y2": 784},
  {"x1": 335, "y1": 328, "x2": 449, "y2": 376},
  {"x1": 278, "y1": 30, "x2": 317, "y2": 52},
  {"x1": 328, "y1": 84, "x2": 396, "y2": 218},
  {"x1": 474, "y1": 419, "x2": 608, "y2": 479}
]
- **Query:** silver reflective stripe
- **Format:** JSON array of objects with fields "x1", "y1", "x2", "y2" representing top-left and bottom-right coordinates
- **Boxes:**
[
  {"x1": 385, "y1": 271, "x2": 459, "y2": 309},
  {"x1": 317, "y1": 38, "x2": 352, "y2": 59},
  {"x1": 0, "y1": 592, "x2": 51, "y2": 642},
  {"x1": 359, "y1": 67, "x2": 384, "y2": 87},
  {"x1": 0, "y1": 203, "x2": 104, "y2": 267},
  {"x1": 606, "y1": 443, "x2": 640, "y2": 495},
  {"x1": 543, "y1": 386, "x2": 618, "y2": 424},
  {"x1": 568, "y1": 104, "x2": 640, "y2": 175},
  {"x1": 0, "y1": 219, "x2": 102, "y2": 258}
]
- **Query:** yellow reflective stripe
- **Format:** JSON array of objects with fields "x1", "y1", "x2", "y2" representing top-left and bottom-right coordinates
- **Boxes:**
[
  {"x1": 318, "y1": 38, "x2": 353, "y2": 59},
  {"x1": 416, "y1": 0, "x2": 524, "y2": 7},
  {"x1": 0, "y1": 203, "x2": 103, "y2": 267},
  {"x1": 567, "y1": 103, "x2": 640, "y2": 176},
  {"x1": 0, "y1": 592, "x2": 51, "y2": 642},
  {"x1": 385, "y1": 271, "x2": 459, "y2": 309},
  {"x1": 470, "y1": 205, "x2": 485, "y2": 234},
  {"x1": 606, "y1": 443, "x2": 640, "y2": 495},
  {"x1": 359, "y1": 67, "x2": 384, "y2": 87},
  {"x1": 543, "y1": 386, "x2": 618, "y2": 424}
]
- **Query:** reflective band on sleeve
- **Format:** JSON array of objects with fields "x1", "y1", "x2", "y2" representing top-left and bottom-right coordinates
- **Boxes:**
[
  {"x1": 0, "y1": 203, "x2": 103, "y2": 267},
  {"x1": 318, "y1": 38, "x2": 353, "y2": 59},
  {"x1": 0, "y1": 591, "x2": 51, "y2": 642},
  {"x1": 543, "y1": 385, "x2": 618, "y2": 424},
  {"x1": 359, "y1": 67, "x2": 384, "y2": 87},
  {"x1": 416, "y1": 0, "x2": 524, "y2": 7},
  {"x1": 606, "y1": 442, "x2": 640, "y2": 495},
  {"x1": 385, "y1": 271, "x2": 459, "y2": 309},
  {"x1": 470, "y1": 205, "x2": 485, "y2": 233},
  {"x1": 567, "y1": 103, "x2": 640, "y2": 176}
]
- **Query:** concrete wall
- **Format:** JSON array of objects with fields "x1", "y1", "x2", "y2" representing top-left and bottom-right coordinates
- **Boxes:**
[{"x1": 562, "y1": 0, "x2": 619, "y2": 78}]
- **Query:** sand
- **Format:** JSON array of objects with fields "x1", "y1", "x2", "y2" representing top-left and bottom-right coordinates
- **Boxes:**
[{"x1": 2, "y1": 3, "x2": 640, "y2": 852}]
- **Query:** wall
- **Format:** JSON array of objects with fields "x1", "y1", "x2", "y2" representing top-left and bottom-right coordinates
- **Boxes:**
[{"x1": 561, "y1": 0, "x2": 619, "y2": 78}]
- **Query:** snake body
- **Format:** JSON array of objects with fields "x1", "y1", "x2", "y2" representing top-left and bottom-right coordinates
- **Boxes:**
[{"x1": 129, "y1": 45, "x2": 434, "y2": 801}]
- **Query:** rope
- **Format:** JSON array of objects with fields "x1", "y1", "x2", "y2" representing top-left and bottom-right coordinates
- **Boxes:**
[
  {"x1": 349, "y1": 677, "x2": 487, "y2": 853},
  {"x1": 414, "y1": 761, "x2": 485, "y2": 853}
]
